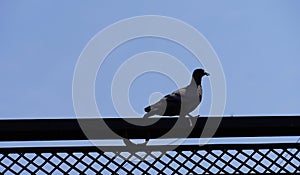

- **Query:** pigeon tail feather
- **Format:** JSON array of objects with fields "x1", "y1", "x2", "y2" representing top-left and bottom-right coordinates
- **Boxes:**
[{"x1": 144, "y1": 106, "x2": 151, "y2": 112}]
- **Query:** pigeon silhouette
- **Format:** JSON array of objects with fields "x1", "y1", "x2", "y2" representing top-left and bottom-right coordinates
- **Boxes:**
[{"x1": 143, "y1": 68, "x2": 209, "y2": 119}]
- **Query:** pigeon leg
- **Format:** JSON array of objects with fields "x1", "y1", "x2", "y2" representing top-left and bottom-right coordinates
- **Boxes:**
[
  {"x1": 186, "y1": 113, "x2": 200, "y2": 127},
  {"x1": 180, "y1": 114, "x2": 193, "y2": 127},
  {"x1": 187, "y1": 114, "x2": 194, "y2": 118},
  {"x1": 188, "y1": 118, "x2": 193, "y2": 127}
]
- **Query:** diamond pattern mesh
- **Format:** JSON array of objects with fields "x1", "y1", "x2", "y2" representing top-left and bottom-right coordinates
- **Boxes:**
[{"x1": 0, "y1": 144, "x2": 299, "y2": 174}]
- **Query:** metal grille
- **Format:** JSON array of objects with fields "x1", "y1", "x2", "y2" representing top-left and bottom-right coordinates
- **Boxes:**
[{"x1": 0, "y1": 144, "x2": 299, "y2": 174}]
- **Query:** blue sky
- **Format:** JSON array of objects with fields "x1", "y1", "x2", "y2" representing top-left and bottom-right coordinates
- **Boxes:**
[{"x1": 1, "y1": 1, "x2": 300, "y2": 118}]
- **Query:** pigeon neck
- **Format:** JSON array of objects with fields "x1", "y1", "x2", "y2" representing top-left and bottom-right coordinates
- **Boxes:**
[{"x1": 190, "y1": 78, "x2": 202, "y2": 86}]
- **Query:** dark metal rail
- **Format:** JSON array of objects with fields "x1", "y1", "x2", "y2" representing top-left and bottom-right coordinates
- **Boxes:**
[{"x1": 0, "y1": 116, "x2": 299, "y2": 141}]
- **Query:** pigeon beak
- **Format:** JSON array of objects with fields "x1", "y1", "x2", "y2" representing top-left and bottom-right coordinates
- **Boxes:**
[{"x1": 205, "y1": 72, "x2": 210, "y2": 76}]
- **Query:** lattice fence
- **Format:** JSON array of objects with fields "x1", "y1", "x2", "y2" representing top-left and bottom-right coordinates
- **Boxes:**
[{"x1": 0, "y1": 144, "x2": 299, "y2": 174}]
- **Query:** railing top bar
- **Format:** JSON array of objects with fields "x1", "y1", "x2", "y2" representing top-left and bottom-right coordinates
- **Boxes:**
[
  {"x1": 0, "y1": 143, "x2": 299, "y2": 153},
  {"x1": 0, "y1": 116, "x2": 299, "y2": 141}
]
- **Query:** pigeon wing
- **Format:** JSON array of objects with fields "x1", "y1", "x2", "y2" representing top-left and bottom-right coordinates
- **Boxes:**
[{"x1": 155, "y1": 90, "x2": 184, "y2": 116}]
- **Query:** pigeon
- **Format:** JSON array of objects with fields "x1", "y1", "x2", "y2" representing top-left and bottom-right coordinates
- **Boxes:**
[
  {"x1": 122, "y1": 68, "x2": 209, "y2": 146},
  {"x1": 143, "y1": 68, "x2": 209, "y2": 119}
]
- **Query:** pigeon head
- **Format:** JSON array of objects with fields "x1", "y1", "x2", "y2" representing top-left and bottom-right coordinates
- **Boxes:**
[{"x1": 192, "y1": 69, "x2": 209, "y2": 85}]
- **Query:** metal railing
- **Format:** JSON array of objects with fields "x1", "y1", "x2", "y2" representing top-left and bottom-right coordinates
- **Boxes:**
[{"x1": 0, "y1": 116, "x2": 299, "y2": 174}]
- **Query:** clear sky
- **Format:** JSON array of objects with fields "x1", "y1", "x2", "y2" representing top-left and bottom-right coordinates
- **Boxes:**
[{"x1": 1, "y1": 1, "x2": 300, "y2": 119}]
